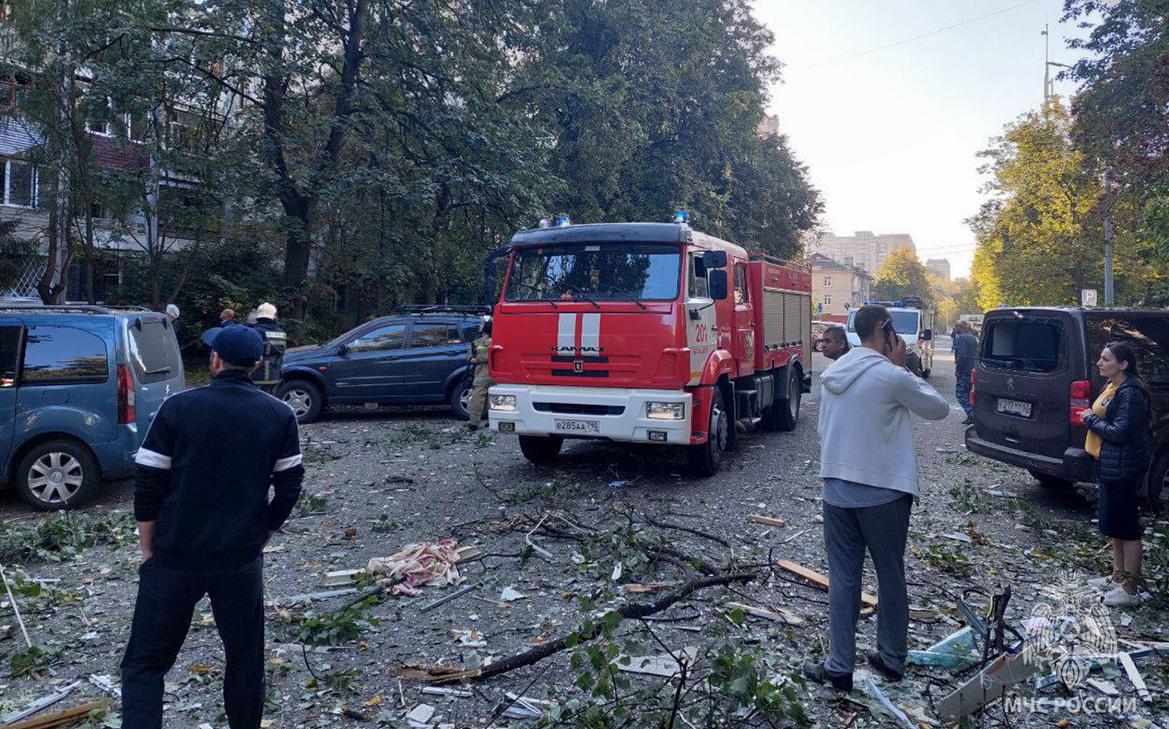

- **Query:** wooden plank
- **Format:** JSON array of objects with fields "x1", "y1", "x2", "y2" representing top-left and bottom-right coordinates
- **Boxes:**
[
  {"x1": 6, "y1": 700, "x2": 105, "y2": 729},
  {"x1": 322, "y1": 569, "x2": 364, "y2": 587},
  {"x1": 776, "y1": 559, "x2": 878, "y2": 609},
  {"x1": 724, "y1": 601, "x2": 805, "y2": 626},
  {"x1": 747, "y1": 514, "x2": 786, "y2": 528},
  {"x1": 1119, "y1": 652, "x2": 1152, "y2": 703}
]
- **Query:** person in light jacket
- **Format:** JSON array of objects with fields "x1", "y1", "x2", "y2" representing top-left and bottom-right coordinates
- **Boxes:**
[
  {"x1": 803, "y1": 305, "x2": 950, "y2": 693},
  {"x1": 1081, "y1": 341, "x2": 1151, "y2": 607}
]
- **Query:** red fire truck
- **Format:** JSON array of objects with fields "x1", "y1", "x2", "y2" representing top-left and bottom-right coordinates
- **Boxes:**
[{"x1": 487, "y1": 220, "x2": 812, "y2": 475}]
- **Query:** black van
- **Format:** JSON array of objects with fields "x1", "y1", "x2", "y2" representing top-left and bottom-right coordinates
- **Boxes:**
[{"x1": 965, "y1": 308, "x2": 1169, "y2": 505}]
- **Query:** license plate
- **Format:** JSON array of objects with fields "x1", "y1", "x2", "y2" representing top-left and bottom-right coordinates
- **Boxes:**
[
  {"x1": 996, "y1": 398, "x2": 1032, "y2": 418},
  {"x1": 554, "y1": 419, "x2": 600, "y2": 433}
]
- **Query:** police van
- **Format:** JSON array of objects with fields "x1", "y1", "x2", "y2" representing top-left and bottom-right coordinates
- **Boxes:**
[{"x1": 845, "y1": 297, "x2": 934, "y2": 378}]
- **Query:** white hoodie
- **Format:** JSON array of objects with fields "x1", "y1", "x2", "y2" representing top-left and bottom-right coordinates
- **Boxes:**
[{"x1": 818, "y1": 346, "x2": 950, "y2": 496}]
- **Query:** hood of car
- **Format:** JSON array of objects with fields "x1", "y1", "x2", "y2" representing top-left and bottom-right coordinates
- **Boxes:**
[{"x1": 283, "y1": 344, "x2": 328, "y2": 364}]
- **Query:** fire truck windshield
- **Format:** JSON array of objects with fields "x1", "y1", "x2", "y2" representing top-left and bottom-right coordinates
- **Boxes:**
[{"x1": 505, "y1": 243, "x2": 681, "y2": 303}]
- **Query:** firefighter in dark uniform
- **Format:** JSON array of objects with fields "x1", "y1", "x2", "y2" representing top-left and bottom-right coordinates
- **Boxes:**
[
  {"x1": 249, "y1": 302, "x2": 287, "y2": 395},
  {"x1": 467, "y1": 318, "x2": 493, "y2": 429}
]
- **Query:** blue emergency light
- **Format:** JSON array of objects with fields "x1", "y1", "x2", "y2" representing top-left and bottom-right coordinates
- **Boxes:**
[
  {"x1": 673, "y1": 208, "x2": 689, "y2": 224},
  {"x1": 555, "y1": 213, "x2": 571, "y2": 227}
]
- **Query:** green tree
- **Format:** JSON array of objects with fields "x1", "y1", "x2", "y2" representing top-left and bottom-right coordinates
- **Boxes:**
[
  {"x1": 1064, "y1": 0, "x2": 1169, "y2": 303},
  {"x1": 873, "y1": 245, "x2": 932, "y2": 304},
  {"x1": 968, "y1": 100, "x2": 1122, "y2": 309}
]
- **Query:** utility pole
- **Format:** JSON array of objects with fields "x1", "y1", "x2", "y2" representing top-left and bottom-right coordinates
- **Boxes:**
[
  {"x1": 1103, "y1": 169, "x2": 1115, "y2": 306},
  {"x1": 1042, "y1": 23, "x2": 1050, "y2": 108}
]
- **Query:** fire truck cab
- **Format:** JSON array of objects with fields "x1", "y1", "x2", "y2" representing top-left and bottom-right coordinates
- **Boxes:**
[{"x1": 487, "y1": 221, "x2": 811, "y2": 475}]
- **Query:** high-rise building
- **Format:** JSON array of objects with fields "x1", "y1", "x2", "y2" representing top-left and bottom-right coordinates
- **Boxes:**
[
  {"x1": 925, "y1": 258, "x2": 951, "y2": 280},
  {"x1": 807, "y1": 230, "x2": 916, "y2": 276}
]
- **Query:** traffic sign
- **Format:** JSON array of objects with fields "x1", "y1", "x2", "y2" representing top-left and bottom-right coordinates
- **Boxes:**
[{"x1": 1081, "y1": 289, "x2": 1098, "y2": 307}]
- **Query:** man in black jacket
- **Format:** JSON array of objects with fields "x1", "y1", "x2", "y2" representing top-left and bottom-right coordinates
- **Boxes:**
[{"x1": 120, "y1": 325, "x2": 304, "y2": 729}]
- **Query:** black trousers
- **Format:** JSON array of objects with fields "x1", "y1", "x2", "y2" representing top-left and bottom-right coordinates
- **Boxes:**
[{"x1": 120, "y1": 557, "x2": 265, "y2": 729}]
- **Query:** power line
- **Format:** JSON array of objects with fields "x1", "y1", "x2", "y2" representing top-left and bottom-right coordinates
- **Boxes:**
[{"x1": 799, "y1": 0, "x2": 1042, "y2": 70}]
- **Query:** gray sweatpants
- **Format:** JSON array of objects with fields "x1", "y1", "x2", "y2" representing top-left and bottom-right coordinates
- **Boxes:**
[{"x1": 823, "y1": 495, "x2": 912, "y2": 676}]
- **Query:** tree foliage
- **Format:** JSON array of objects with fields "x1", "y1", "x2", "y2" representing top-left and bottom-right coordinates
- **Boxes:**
[
  {"x1": 873, "y1": 245, "x2": 932, "y2": 304},
  {"x1": 2, "y1": 0, "x2": 820, "y2": 336}
]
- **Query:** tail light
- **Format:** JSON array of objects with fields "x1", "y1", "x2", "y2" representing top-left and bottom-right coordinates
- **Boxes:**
[
  {"x1": 117, "y1": 364, "x2": 136, "y2": 425},
  {"x1": 1069, "y1": 380, "x2": 1090, "y2": 427},
  {"x1": 970, "y1": 369, "x2": 976, "y2": 407}
]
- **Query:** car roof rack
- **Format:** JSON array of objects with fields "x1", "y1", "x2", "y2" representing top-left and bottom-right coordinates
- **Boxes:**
[
  {"x1": 391, "y1": 305, "x2": 491, "y2": 316},
  {"x1": 0, "y1": 304, "x2": 157, "y2": 316}
]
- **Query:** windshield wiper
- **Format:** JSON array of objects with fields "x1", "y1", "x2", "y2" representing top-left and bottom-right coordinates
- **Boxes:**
[
  {"x1": 595, "y1": 283, "x2": 647, "y2": 309},
  {"x1": 509, "y1": 282, "x2": 558, "y2": 309},
  {"x1": 559, "y1": 284, "x2": 601, "y2": 309},
  {"x1": 144, "y1": 367, "x2": 172, "y2": 375}
]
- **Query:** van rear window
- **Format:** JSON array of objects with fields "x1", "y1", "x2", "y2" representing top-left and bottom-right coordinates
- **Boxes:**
[
  {"x1": 128, "y1": 319, "x2": 181, "y2": 384},
  {"x1": 982, "y1": 318, "x2": 1062, "y2": 372}
]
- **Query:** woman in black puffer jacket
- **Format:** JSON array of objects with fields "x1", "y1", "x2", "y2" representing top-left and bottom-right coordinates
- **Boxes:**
[{"x1": 1080, "y1": 341, "x2": 1151, "y2": 607}]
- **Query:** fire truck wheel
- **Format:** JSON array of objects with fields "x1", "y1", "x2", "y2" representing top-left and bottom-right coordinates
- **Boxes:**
[
  {"x1": 688, "y1": 389, "x2": 728, "y2": 477},
  {"x1": 773, "y1": 368, "x2": 801, "y2": 432},
  {"x1": 519, "y1": 435, "x2": 563, "y2": 464}
]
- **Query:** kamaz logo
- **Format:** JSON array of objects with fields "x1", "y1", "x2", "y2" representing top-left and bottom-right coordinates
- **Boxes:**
[{"x1": 550, "y1": 345, "x2": 604, "y2": 354}]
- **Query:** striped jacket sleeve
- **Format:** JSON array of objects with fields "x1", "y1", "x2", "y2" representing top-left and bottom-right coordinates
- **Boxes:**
[
  {"x1": 267, "y1": 412, "x2": 304, "y2": 531},
  {"x1": 133, "y1": 400, "x2": 175, "y2": 521}
]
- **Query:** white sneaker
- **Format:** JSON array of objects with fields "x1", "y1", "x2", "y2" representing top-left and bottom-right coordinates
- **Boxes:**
[{"x1": 1103, "y1": 586, "x2": 1142, "y2": 607}]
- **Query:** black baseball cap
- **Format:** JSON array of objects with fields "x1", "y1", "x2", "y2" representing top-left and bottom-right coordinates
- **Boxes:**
[{"x1": 200, "y1": 325, "x2": 264, "y2": 367}]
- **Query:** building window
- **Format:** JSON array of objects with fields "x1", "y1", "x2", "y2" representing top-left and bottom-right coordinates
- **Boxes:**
[
  {"x1": 823, "y1": 276, "x2": 831, "y2": 287},
  {"x1": 1, "y1": 158, "x2": 38, "y2": 208},
  {"x1": 84, "y1": 97, "x2": 115, "y2": 136},
  {"x1": 824, "y1": 295, "x2": 832, "y2": 306}
]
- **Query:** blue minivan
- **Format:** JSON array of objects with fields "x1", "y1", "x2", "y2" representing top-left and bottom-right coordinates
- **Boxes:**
[{"x1": 0, "y1": 305, "x2": 185, "y2": 510}]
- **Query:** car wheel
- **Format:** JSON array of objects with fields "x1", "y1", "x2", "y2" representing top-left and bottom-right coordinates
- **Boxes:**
[
  {"x1": 451, "y1": 376, "x2": 472, "y2": 421},
  {"x1": 688, "y1": 388, "x2": 728, "y2": 477},
  {"x1": 1144, "y1": 453, "x2": 1169, "y2": 512},
  {"x1": 519, "y1": 435, "x2": 563, "y2": 464},
  {"x1": 16, "y1": 440, "x2": 99, "y2": 511},
  {"x1": 279, "y1": 380, "x2": 323, "y2": 424},
  {"x1": 1027, "y1": 469, "x2": 1075, "y2": 491}
]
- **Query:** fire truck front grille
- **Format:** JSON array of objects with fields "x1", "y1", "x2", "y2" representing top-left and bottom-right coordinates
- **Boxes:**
[{"x1": 533, "y1": 402, "x2": 625, "y2": 416}]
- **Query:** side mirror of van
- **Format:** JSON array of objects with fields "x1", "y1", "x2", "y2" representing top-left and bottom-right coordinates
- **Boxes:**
[
  {"x1": 338, "y1": 344, "x2": 350, "y2": 356},
  {"x1": 703, "y1": 250, "x2": 728, "y2": 269},
  {"x1": 709, "y1": 270, "x2": 729, "y2": 301},
  {"x1": 922, "y1": 329, "x2": 932, "y2": 341}
]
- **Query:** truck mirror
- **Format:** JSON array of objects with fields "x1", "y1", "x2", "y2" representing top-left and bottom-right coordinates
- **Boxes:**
[
  {"x1": 922, "y1": 329, "x2": 932, "y2": 341},
  {"x1": 709, "y1": 270, "x2": 728, "y2": 300},
  {"x1": 702, "y1": 250, "x2": 728, "y2": 269}
]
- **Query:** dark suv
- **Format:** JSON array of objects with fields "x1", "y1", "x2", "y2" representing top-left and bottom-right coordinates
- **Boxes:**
[
  {"x1": 965, "y1": 307, "x2": 1169, "y2": 505},
  {"x1": 278, "y1": 309, "x2": 487, "y2": 423}
]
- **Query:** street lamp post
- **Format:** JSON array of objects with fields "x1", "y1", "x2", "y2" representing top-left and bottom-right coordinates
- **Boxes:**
[{"x1": 1102, "y1": 169, "x2": 1118, "y2": 306}]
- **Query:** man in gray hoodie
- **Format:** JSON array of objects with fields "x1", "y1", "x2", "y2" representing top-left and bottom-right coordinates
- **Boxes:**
[{"x1": 804, "y1": 305, "x2": 950, "y2": 692}]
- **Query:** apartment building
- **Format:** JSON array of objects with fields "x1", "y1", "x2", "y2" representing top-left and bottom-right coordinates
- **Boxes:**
[
  {"x1": 925, "y1": 257, "x2": 951, "y2": 280},
  {"x1": 808, "y1": 230, "x2": 916, "y2": 275},
  {"x1": 809, "y1": 253, "x2": 872, "y2": 322},
  {"x1": 0, "y1": 41, "x2": 242, "y2": 301}
]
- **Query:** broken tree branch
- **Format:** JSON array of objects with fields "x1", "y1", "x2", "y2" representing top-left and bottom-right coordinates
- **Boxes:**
[{"x1": 400, "y1": 572, "x2": 758, "y2": 683}]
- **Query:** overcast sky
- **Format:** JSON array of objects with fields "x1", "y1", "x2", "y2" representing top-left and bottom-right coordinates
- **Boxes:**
[{"x1": 758, "y1": 0, "x2": 1084, "y2": 278}]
